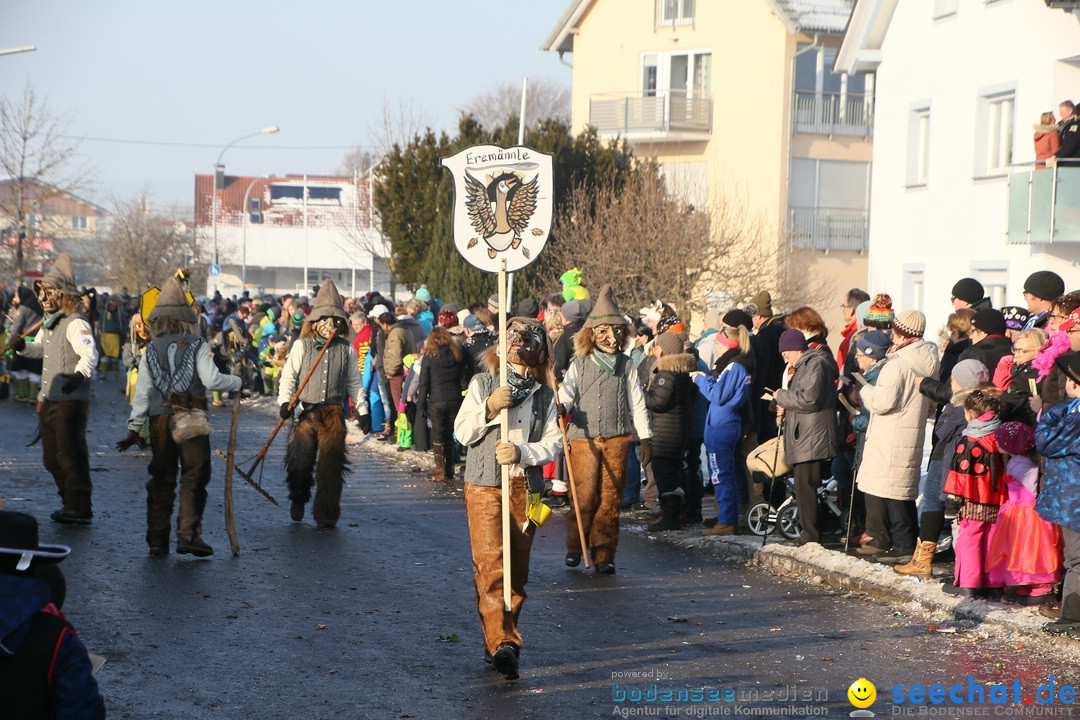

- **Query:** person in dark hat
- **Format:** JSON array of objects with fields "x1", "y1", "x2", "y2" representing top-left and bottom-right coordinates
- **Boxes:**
[
  {"x1": 278, "y1": 280, "x2": 371, "y2": 528},
  {"x1": 116, "y1": 276, "x2": 242, "y2": 557},
  {"x1": 9, "y1": 253, "x2": 99, "y2": 525},
  {"x1": 557, "y1": 285, "x2": 653, "y2": 574},
  {"x1": 453, "y1": 316, "x2": 561, "y2": 680},
  {"x1": 959, "y1": 308, "x2": 1011, "y2": 374},
  {"x1": 951, "y1": 278, "x2": 991, "y2": 311},
  {"x1": 515, "y1": 297, "x2": 541, "y2": 320},
  {"x1": 1000, "y1": 306, "x2": 1030, "y2": 340},
  {"x1": 1023, "y1": 270, "x2": 1066, "y2": 331},
  {"x1": 0, "y1": 511, "x2": 105, "y2": 717}
]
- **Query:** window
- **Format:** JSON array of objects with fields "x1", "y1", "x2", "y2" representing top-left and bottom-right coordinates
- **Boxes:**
[
  {"x1": 71, "y1": 216, "x2": 87, "y2": 230},
  {"x1": 907, "y1": 105, "x2": 931, "y2": 186},
  {"x1": 269, "y1": 185, "x2": 343, "y2": 205},
  {"x1": 903, "y1": 267, "x2": 926, "y2": 313},
  {"x1": 976, "y1": 90, "x2": 1015, "y2": 176},
  {"x1": 793, "y1": 44, "x2": 870, "y2": 136},
  {"x1": 640, "y1": 50, "x2": 710, "y2": 98},
  {"x1": 974, "y1": 267, "x2": 1008, "y2": 308},
  {"x1": 657, "y1": 0, "x2": 694, "y2": 27},
  {"x1": 789, "y1": 160, "x2": 870, "y2": 251},
  {"x1": 933, "y1": 0, "x2": 959, "y2": 19}
]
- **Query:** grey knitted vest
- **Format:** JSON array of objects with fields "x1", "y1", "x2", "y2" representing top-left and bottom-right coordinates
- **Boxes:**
[
  {"x1": 142, "y1": 335, "x2": 207, "y2": 416},
  {"x1": 40, "y1": 314, "x2": 92, "y2": 402},
  {"x1": 297, "y1": 338, "x2": 351, "y2": 405},
  {"x1": 565, "y1": 354, "x2": 631, "y2": 440},
  {"x1": 462, "y1": 372, "x2": 554, "y2": 494}
]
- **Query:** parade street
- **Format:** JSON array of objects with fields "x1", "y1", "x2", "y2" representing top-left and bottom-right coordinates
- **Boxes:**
[{"x1": 0, "y1": 377, "x2": 1076, "y2": 719}]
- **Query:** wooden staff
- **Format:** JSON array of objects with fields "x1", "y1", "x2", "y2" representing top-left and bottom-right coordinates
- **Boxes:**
[
  {"x1": 551, "y1": 392, "x2": 590, "y2": 569},
  {"x1": 4, "y1": 318, "x2": 43, "y2": 352},
  {"x1": 237, "y1": 327, "x2": 339, "y2": 486},
  {"x1": 223, "y1": 392, "x2": 242, "y2": 556},
  {"x1": 498, "y1": 262, "x2": 512, "y2": 612}
]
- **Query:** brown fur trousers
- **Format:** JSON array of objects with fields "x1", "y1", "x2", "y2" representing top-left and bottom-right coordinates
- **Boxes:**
[
  {"x1": 284, "y1": 403, "x2": 349, "y2": 527},
  {"x1": 565, "y1": 434, "x2": 631, "y2": 565}
]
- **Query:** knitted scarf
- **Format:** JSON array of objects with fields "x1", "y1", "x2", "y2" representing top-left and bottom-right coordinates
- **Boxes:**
[
  {"x1": 964, "y1": 412, "x2": 1001, "y2": 438},
  {"x1": 42, "y1": 310, "x2": 66, "y2": 330},
  {"x1": 592, "y1": 350, "x2": 619, "y2": 376},
  {"x1": 506, "y1": 365, "x2": 536, "y2": 407}
]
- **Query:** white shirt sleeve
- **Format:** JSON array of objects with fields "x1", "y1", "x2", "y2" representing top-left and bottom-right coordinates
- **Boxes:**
[
  {"x1": 454, "y1": 376, "x2": 492, "y2": 447},
  {"x1": 627, "y1": 370, "x2": 652, "y2": 440},
  {"x1": 557, "y1": 358, "x2": 579, "y2": 413},
  {"x1": 66, "y1": 318, "x2": 99, "y2": 377}
]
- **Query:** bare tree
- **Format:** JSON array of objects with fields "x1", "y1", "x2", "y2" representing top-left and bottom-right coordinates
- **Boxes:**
[
  {"x1": 0, "y1": 80, "x2": 87, "y2": 286},
  {"x1": 101, "y1": 192, "x2": 206, "y2": 294},
  {"x1": 335, "y1": 148, "x2": 378, "y2": 177},
  {"x1": 536, "y1": 170, "x2": 835, "y2": 330},
  {"x1": 460, "y1": 77, "x2": 571, "y2": 132},
  {"x1": 367, "y1": 97, "x2": 434, "y2": 154}
]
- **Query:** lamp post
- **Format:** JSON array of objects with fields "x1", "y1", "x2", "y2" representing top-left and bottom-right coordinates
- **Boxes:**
[
  {"x1": 211, "y1": 125, "x2": 279, "y2": 291},
  {"x1": 241, "y1": 175, "x2": 270, "y2": 293}
]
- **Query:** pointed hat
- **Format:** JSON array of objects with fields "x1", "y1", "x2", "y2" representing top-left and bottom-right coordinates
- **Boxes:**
[
  {"x1": 38, "y1": 253, "x2": 79, "y2": 294},
  {"x1": 147, "y1": 276, "x2": 197, "y2": 323},
  {"x1": 583, "y1": 284, "x2": 626, "y2": 328},
  {"x1": 311, "y1": 279, "x2": 348, "y2": 320}
]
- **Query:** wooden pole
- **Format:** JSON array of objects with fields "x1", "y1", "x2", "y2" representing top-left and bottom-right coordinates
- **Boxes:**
[
  {"x1": 498, "y1": 261, "x2": 512, "y2": 612},
  {"x1": 553, "y1": 395, "x2": 590, "y2": 568},
  {"x1": 223, "y1": 392, "x2": 242, "y2": 556}
]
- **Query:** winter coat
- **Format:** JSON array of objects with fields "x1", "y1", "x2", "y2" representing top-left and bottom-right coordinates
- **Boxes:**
[
  {"x1": 850, "y1": 359, "x2": 884, "y2": 468},
  {"x1": 856, "y1": 338, "x2": 941, "y2": 501},
  {"x1": 416, "y1": 309, "x2": 434, "y2": 336},
  {"x1": 643, "y1": 352, "x2": 696, "y2": 458},
  {"x1": 694, "y1": 352, "x2": 753, "y2": 450},
  {"x1": 462, "y1": 332, "x2": 495, "y2": 382},
  {"x1": 774, "y1": 347, "x2": 839, "y2": 465},
  {"x1": 689, "y1": 356, "x2": 709, "y2": 440},
  {"x1": 382, "y1": 323, "x2": 412, "y2": 377},
  {"x1": 397, "y1": 315, "x2": 424, "y2": 352},
  {"x1": 417, "y1": 345, "x2": 467, "y2": 407},
  {"x1": 939, "y1": 338, "x2": 971, "y2": 387},
  {"x1": 995, "y1": 355, "x2": 1039, "y2": 428},
  {"x1": 751, "y1": 322, "x2": 785, "y2": 438},
  {"x1": 553, "y1": 320, "x2": 584, "y2": 382},
  {"x1": 958, "y1": 335, "x2": 1011, "y2": 378},
  {"x1": 1040, "y1": 349, "x2": 1075, "y2": 414},
  {"x1": 0, "y1": 574, "x2": 105, "y2": 720},
  {"x1": 1035, "y1": 400, "x2": 1080, "y2": 533},
  {"x1": 1035, "y1": 126, "x2": 1061, "y2": 168}
]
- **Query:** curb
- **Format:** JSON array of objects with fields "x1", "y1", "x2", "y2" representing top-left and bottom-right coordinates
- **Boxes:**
[{"x1": 348, "y1": 433, "x2": 1080, "y2": 660}]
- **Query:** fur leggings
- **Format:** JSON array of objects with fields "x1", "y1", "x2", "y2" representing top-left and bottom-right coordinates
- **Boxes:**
[
  {"x1": 284, "y1": 403, "x2": 349, "y2": 527},
  {"x1": 565, "y1": 435, "x2": 631, "y2": 565}
]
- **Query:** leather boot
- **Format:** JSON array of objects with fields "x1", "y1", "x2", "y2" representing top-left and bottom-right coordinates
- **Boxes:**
[
  {"x1": 894, "y1": 540, "x2": 936, "y2": 579},
  {"x1": 429, "y1": 444, "x2": 446, "y2": 481}
]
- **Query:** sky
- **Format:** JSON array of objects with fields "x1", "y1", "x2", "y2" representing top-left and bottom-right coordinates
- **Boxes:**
[{"x1": 1, "y1": 0, "x2": 572, "y2": 212}]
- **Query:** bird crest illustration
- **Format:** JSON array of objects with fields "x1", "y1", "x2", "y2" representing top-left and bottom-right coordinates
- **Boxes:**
[{"x1": 464, "y1": 170, "x2": 539, "y2": 259}]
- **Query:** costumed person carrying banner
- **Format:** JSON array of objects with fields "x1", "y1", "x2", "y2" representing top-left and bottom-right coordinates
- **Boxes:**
[
  {"x1": 277, "y1": 280, "x2": 370, "y2": 528},
  {"x1": 9, "y1": 253, "x2": 99, "y2": 525},
  {"x1": 558, "y1": 285, "x2": 652, "y2": 574},
  {"x1": 454, "y1": 317, "x2": 560, "y2": 680},
  {"x1": 116, "y1": 276, "x2": 242, "y2": 556}
]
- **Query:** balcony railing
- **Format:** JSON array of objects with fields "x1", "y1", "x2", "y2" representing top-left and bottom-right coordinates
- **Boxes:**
[
  {"x1": 789, "y1": 208, "x2": 869, "y2": 252},
  {"x1": 1007, "y1": 163, "x2": 1080, "y2": 244},
  {"x1": 589, "y1": 91, "x2": 712, "y2": 140},
  {"x1": 794, "y1": 91, "x2": 874, "y2": 138}
]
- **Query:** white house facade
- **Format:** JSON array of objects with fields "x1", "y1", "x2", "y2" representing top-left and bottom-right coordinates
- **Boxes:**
[{"x1": 837, "y1": 0, "x2": 1080, "y2": 336}]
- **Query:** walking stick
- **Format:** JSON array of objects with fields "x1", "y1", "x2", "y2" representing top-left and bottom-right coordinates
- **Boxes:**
[
  {"x1": 548, "y1": 384, "x2": 590, "y2": 569},
  {"x1": 223, "y1": 392, "x2": 242, "y2": 556},
  {"x1": 236, "y1": 328, "x2": 339, "y2": 490}
]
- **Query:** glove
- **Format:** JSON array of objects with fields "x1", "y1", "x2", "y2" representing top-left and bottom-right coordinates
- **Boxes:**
[
  {"x1": 8, "y1": 334, "x2": 25, "y2": 353},
  {"x1": 639, "y1": 438, "x2": 653, "y2": 468},
  {"x1": 495, "y1": 440, "x2": 521, "y2": 466},
  {"x1": 357, "y1": 413, "x2": 372, "y2": 434},
  {"x1": 279, "y1": 402, "x2": 293, "y2": 420},
  {"x1": 944, "y1": 494, "x2": 962, "y2": 521},
  {"x1": 59, "y1": 372, "x2": 86, "y2": 394},
  {"x1": 115, "y1": 430, "x2": 146, "y2": 452},
  {"x1": 485, "y1": 385, "x2": 513, "y2": 420}
]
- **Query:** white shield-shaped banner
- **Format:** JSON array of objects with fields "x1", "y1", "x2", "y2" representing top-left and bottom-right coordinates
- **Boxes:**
[{"x1": 441, "y1": 144, "x2": 553, "y2": 274}]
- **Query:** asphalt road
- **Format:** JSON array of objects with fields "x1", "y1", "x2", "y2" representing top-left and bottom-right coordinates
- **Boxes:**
[{"x1": 0, "y1": 376, "x2": 1076, "y2": 719}]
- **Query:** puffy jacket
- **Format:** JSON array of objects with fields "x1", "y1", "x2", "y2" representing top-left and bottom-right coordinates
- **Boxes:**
[
  {"x1": 0, "y1": 574, "x2": 105, "y2": 720},
  {"x1": 694, "y1": 353, "x2": 752, "y2": 449},
  {"x1": 775, "y1": 347, "x2": 839, "y2": 465},
  {"x1": 642, "y1": 352, "x2": 696, "y2": 458},
  {"x1": 857, "y1": 338, "x2": 941, "y2": 501},
  {"x1": 1035, "y1": 400, "x2": 1080, "y2": 533},
  {"x1": 417, "y1": 345, "x2": 467, "y2": 406},
  {"x1": 382, "y1": 324, "x2": 412, "y2": 377}
]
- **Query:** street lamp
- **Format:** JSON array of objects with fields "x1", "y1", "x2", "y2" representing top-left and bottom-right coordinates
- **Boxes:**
[
  {"x1": 241, "y1": 174, "x2": 270, "y2": 292},
  {"x1": 211, "y1": 125, "x2": 279, "y2": 291}
]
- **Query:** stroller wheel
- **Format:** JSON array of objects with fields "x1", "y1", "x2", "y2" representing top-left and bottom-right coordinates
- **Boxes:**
[
  {"x1": 746, "y1": 502, "x2": 775, "y2": 536},
  {"x1": 777, "y1": 504, "x2": 803, "y2": 541}
]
